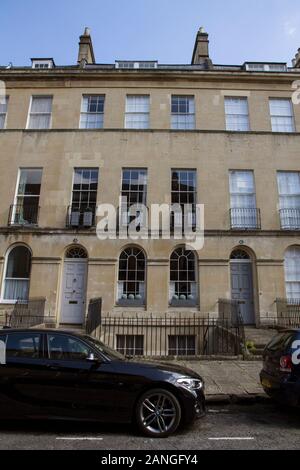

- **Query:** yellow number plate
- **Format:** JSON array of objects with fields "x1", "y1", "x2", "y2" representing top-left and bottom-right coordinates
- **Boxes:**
[{"x1": 261, "y1": 378, "x2": 272, "y2": 389}]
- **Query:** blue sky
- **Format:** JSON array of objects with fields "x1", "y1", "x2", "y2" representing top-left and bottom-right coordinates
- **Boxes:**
[{"x1": 1, "y1": 0, "x2": 300, "y2": 66}]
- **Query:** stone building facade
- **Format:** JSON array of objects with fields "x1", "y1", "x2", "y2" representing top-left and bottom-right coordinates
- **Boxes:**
[{"x1": 0, "y1": 27, "x2": 300, "y2": 328}]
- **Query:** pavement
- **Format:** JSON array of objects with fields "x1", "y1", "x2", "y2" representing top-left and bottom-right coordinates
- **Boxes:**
[{"x1": 177, "y1": 360, "x2": 266, "y2": 403}]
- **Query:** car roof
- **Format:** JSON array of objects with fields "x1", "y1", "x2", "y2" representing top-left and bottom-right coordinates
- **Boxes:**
[{"x1": 0, "y1": 328, "x2": 87, "y2": 337}]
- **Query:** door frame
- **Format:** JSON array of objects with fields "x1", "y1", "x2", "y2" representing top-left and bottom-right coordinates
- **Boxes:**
[
  {"x1": 229, "y1": 247, "x2": 259, "y2": 326},
  {"x1": 59, "y1": 256, "x2": 88, "y2": 326}
]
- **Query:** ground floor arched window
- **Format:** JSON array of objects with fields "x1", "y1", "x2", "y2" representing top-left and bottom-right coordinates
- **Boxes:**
[
  {"x1": 170, "y1": 247, "x2": 198, "y2": 305},
  {"x1": 117, "y1": 247, "x2": 146, "y2": 305},
  {"x1": 2, "y1": 245, "x2": 32, "y2": 301},
  {"x1": 284, "y1": 246, "x2": 300, "y2": 301}
]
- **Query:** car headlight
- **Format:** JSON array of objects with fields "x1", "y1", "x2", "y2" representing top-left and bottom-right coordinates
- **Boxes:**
[{"x1": 177, "y1": 377, "x2": 203, "y2": 391}]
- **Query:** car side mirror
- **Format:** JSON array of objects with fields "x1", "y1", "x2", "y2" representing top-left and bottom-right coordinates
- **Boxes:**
[{"x1": 86, "y1": 352, "x2": 100, "y2": 363}]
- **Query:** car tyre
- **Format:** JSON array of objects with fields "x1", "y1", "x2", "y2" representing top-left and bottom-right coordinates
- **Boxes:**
[{"x1": 135, "y1": 388, "x2": 182, "y2": 438}]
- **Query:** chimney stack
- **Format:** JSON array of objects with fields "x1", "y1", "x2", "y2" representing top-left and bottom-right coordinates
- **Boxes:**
[
  {"x1": 78, "y1": 27, "x2": 96, "y2": 65},
  {"x1": 191, "y1": 27, "x2": 213, "y2": 68},
  {"x1": 292, "y1": 48, "x2": 300, "y2": 68}
]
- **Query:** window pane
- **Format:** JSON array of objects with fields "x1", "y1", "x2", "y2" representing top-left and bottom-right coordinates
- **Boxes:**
[
  {"x1": 6, "y1": 333, "x2": 41, "y2": 359},
  {"x1": 18, "y1": 169, "x2": 42, "y2": 196},
  {"x1": 225, "y1": 97, "x2": 249, "y2": 131},
  {"x1": 171, "y1": 96, "x2": 195, "y2": 130},
  {"x1": 285, "y1": 247, "x2": 300, "y2": 300},
  {"x1": 6, "y1": 246, "x2": 31, "y2": 278},
  {"x1": 47, "y1": 334, "x2": 92, "y2": 361},
  {"x1": 28, "y1": 114, "x2": 51, "y2": 129},
  {"x1": 270, "y1": 99, "x2": 295, "y2": 132},
  {"x1": 31, "y1": 97, "x2": 52, "y2": 113}
]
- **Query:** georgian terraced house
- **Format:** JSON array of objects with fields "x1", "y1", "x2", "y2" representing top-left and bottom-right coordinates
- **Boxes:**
[{"x1": 0, "y1": 27, "x2": 300, "y2": 337}]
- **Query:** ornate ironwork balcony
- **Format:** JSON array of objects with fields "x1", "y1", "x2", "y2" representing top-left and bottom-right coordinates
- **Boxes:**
[
  {"x1": 8, "y1": 204, "x2": 40, "y2": 226},
  {"x1": 230, "y1": 208, "x2": 261, "y2": 230},
  {"x1": 279, "y1": 208, "x2": 300, "y2": 230}
]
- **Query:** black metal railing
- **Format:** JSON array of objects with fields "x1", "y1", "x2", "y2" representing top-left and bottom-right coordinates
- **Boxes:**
[
  {"x1": 66, "y1": 206, "x2": 96, "y2": 228},
  {"x1": 230, "y1": 208, "x2": 261, "y2": 230},
  {"x1": 1, "y1": 297, "x2": 47, "y2": 329},
  {"x1": 8, "y1": 204, "x2": 40, "y2": 226},
  {"x1": 86, "y1": 298, "x2": 102, "y2": 334},
  {"x1": 275, "y1": 297, "x2": 300, "y2": 329},
  {"x1": 279, "y1": 209, "x2": 300, "y2": 230},
  {"x1": 86, "y1": 314, "x2": 244, "y2": 358}
]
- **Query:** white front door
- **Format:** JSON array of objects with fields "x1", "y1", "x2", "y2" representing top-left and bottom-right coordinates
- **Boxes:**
[{"x1": 60, "y1": 260, "x2": 88, "y2": 324}]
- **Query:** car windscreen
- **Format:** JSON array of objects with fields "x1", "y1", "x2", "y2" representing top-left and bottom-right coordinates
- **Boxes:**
[
  {"x1": 266, "y1": 332, "x2": 296, "y2": 352},
  {"x1": 84, "y1": 336, "x2": 125, "y2": 361}
]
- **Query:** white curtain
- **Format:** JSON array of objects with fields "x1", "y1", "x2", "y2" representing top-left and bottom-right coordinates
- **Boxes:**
[
  {"x1": 285, "y1": 247, "x2": 300, "y2": 300},
  {"x1": 28, "y1": 97, "x2": 52, "y2": 129},
  {"x1": 277, "y1": 172, "x2": 300, "y2": 209},
  {"x1": 125, "y1": 96, "x2": 150, "y2": 129},
  {"x1": 230, "y1": 171, "x2": 256, "y2": 208},
  {"x1": 225, "y1": 97, "x2": 249, "y2": 131},
  {"x1": 269, "y1": 99, "x2": 295, "y2": 132}
]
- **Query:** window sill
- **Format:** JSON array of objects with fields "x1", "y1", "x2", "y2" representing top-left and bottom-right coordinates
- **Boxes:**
[
  {"x1": 169, "y1": 300, "x2": 198, "y2": 308},
  {"x1": 116, "y1": 300, "x2": 145, "y2": 307}
]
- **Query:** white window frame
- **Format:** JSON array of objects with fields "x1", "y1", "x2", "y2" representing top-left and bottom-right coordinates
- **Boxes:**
[
  {"x1": 125, "y1": 95, "x2": 150, "y2": 129},
  {"x1": 269, "y1": 98, "x2": 295, "y2": 133},
  {"x1": 26, "y1": 96, "x2": 53, "y2": 130},
  {"x1": 31, "y1": 59, "x2": 54, "y2": 69},
  {"x1": 224, "y1": 97, "x2": 250, "y2": 132},
  {"x1": 284, "y1": 247, "x2": 300, "y2": 301},
  {"x1": 0, "y1": 244, "x2": 32, "y2": 304},
  {"x1": 171, "y1": 95, "x2": 195, "y2": 130},
  {"x1": 11, "y1": 168, "x2": 43, "y2": 226},
  {"x1": 0, "y1": 96, "x2": 9, "y2": 130},
  {"x1": 79, "y1": 95, "x2": 105, "y2": 129}
]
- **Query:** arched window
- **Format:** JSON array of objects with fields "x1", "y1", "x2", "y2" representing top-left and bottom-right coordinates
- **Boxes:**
[
  {"x1": 65, "y1": 246, "x2": 88, "y2": 259},
  {"x1": 230, "y1": 249, "x2": 251, "y2": 260},
  {"x1": 284, "y1": 247, "x2": 300, "y2": 301},
  {"x1": 170, "y1": 248, "x2": 198, "y2": 304},
  {"x1": 3, "y1": 246, "x2": 32, "y2": 301},
  {"x1": 117, "y1": 247, "x2": 146, "y2": 304}
]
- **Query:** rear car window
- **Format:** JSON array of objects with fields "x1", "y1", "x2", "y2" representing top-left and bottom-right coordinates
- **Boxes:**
[
  {"x1": 6, "y1": 333, "x2": 41, "y2": 359},
  {"x1": 266, "y1": 332, "x2": 296, "y2": 352}
]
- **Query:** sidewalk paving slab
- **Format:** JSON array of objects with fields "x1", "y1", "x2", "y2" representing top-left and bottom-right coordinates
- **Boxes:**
[{"x1": 176, "y1": 360, "x2": 269, "y2": 404}]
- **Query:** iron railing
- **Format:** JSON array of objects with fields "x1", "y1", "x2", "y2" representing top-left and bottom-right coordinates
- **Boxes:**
[
  {"x1": 86, "y1": 298, "x2": 102, "y2": 334},
  {"x1": 279, "y1": 209, "x2": 300, "y2": 230},
  {"x1": 8, "y1": 204, "x2": 40, "y2": 226},
  {"x1": 86, "y1": 314, "x2": 244, "y2": 358},
  {"x1": 66, "y1": 206, "x2": 96, "y2": 228},
  {"x1": 3, "y1": 297, "x2": 47, "y2": 328},
  {"x1": 275, "y1": 298, "x2": 300, "y2": 329},
  {"x1": 230, "y1": 208, "x2": 261, "y2": 230}
]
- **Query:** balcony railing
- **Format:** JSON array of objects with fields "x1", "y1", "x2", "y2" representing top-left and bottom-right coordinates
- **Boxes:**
[
  {"x1": 279, "y1": 208, "x2": 300, "y2": 230},
  {"x1": 66, "y1": 206, "x2": 96, "y2": 228},
  {"x1": 230, "y1": 208, "x2": 261, "y2": 230},
  {"x1": 8, "y1": 204, "x2": 40, "y2": 226}
]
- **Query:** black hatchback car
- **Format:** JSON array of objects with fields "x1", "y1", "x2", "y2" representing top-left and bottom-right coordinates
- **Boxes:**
[
  {"x1": 260, "y1": 329, "x2": 300, "y2": 407},
  {"x1": 0, "y1": 329, "x2": 205, "y2": 437}
]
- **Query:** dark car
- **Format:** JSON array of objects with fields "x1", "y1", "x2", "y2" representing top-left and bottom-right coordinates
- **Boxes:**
[
  {"x1": 0, "y1": 328, "x2": 205, "y2": 437},
  {"x1": 260, "y1": 329, "x2": 300, "y2": 407}
]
